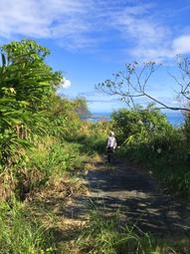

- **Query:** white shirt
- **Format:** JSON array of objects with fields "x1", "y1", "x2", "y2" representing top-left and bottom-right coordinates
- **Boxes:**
[{"x1": 107, "y1": 136, "x2": 117, "y2": 149}]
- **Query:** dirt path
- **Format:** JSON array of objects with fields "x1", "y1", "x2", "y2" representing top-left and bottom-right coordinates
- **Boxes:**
[{"x1": 62, "y1": 160, "x2": 190, "y2": 239}]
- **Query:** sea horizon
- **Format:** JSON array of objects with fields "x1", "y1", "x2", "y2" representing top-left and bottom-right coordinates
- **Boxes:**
[{"x1": 86, "y1": 111, "x2": 185, "y2": 126}]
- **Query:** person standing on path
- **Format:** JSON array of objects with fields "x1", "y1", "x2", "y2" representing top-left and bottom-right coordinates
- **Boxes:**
[{"x1": 106, "y1": 131, "x2": 117, "y2": 163}]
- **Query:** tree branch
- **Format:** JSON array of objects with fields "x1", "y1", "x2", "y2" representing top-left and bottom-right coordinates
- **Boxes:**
[{"x1": 97, "y1": 59, "x2": 190, "y2": 113}]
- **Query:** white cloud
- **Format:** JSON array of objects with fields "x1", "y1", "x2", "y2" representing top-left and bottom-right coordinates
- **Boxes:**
[
  {"x1": 105, "y1": 3, "x2": 190, "y2": 61},
  {"x1": 0, "y1": 0, "x2": 95, "y2": 48},
  {"x1": 0, "y1": 0, "x2": 162, "y2": 53},
  {"x1": 172, "y1": 35, "x2": 190, "y2": 54},
  {"x1": 0, "y1": 0, "x2": 190, "y2": 60},
  {"x1": 108, "y1": 4, "x2": 173, "y2": 61},
  {"x1": 59, "y1": 79, "x2": 71, "y2": 89},
  {"x1": 129, "y1": 47, "x2": 174, "y2": 62}
]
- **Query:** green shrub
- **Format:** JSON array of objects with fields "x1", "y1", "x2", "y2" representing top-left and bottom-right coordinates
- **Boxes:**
[
  {"x1": 112, "y1": 105, "x2": 170, "y2": 145},
  {"x1": 112, "y1": 106, "x2": 190, "y2": 196}
]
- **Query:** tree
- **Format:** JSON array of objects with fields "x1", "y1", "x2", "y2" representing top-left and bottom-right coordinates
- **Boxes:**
[
  {"x1": 0, "y1": 39, "x2": 62, "y2": 166},
  {"x1": 96, "y1": 57, "x2": 190, "y2": 113},
  {"x1": 0, "y1": 40, "x2": 62, "y2": 111}
]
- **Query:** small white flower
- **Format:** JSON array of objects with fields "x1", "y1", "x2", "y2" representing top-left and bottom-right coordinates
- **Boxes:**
[{"x1": 157, "y1": 148, "x2": 162, "y2": 154}]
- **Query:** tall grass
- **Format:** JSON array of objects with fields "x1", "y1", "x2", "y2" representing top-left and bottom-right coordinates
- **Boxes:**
[
  {"x1": 0, "y1": 198, "x2": 55, "y2": 254},
  {"x1": 28, "y1": 138, "x2": 86, "y2": 177},
  {"x1": 0, "y1": 136, "x2": 88, "y2": 202},
  {"x1": 63, "y1": 209, "x2": 189, "y2": 254}
]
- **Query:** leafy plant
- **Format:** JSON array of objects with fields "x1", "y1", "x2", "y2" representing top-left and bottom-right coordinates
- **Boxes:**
[{"x1": 0, "y1": 40, "x2": 62, "y2": 168}]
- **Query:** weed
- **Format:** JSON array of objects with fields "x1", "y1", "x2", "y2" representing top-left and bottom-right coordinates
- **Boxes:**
[{"x1": 0, "y1": 197, "x2": 55, "y2": 254}]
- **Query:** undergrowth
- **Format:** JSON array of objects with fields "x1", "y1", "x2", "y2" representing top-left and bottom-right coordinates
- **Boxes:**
[
  {"x1": 61, "y1": 209, "x2": 190, "y2": 254},
  {"x1": 0, "y1": 198, "x2": 55, "y2": 254}
]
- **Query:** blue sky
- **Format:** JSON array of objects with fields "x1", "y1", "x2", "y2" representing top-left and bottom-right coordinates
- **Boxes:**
[{"x1": 1, "y1": 0, "x2": 190, "y2": 112}]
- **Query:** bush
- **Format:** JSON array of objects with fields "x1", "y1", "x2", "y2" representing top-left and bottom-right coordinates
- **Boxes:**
[{"x1": 112, "y1": 106, "x2": 190, "y2": 196}]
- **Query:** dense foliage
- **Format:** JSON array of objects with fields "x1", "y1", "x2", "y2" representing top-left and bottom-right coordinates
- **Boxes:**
[
  {"x1": 111, "y1": 104, "x2": 190, "y2": 196},
  {"x1": 0, "y1": 40, "x2": 62, "y2": 169},
  {"x1": 0, "y1": 39, "x2": 114, "y2": 253}
]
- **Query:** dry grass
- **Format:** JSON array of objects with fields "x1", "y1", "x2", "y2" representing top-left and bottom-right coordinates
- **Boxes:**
[
  {"x1": 26, "y1": 173, "x2": 88, "y2": 228},
  {"x1": 0, "y1": 168, "x2": 17, "y2": 200}
]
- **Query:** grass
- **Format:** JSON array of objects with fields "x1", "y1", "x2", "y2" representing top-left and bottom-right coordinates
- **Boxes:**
[
  {"x1": 0, "y1": 197, "x2": 55, "y2": 254},
  {"x1": 141, "y1": 155, "x2": 190, "y2": 198},
  {"x1": 0, "y1": 133, "x2": 91, "y2": 254},
  {"x1": 0, "y1": 124, "x2": 189, "y2": 253},
  {"x1": 61, "y1": 209, "x2": 190, "y2": 254},
  {"x1": 118, "y1": 140, "x2": 190, "y2": 198},
  {"x1": 28, "y1": 137, "x2": 87, "y2": 177},
  {"x1": 1, "y1": 148, "x2": 189, "y2": 254},
  {"x1": 1, "y1": 136, "x2": 89, "y2": 201}
]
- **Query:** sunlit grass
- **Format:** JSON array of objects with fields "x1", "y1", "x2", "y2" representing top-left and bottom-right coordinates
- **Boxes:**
[
  {"x1": 60, "y1": 208, "x2": 190, "y2": 254},
  {"x1": 0, "y1": 197, "x2": 55, "y2": 254}
]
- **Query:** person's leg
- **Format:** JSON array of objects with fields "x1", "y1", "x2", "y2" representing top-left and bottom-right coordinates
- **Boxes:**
[
  {"x1": 107, "y1": 147, "x2": 111, "y2": 163},
  {"x1": 107, "y1": 147, "x2": 113, "y2": 163}
]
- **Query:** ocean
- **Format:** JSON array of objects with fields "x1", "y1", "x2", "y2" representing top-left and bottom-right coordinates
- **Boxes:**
[
  {"x1": 166, "y1": 112, "x2": 185, "y2": 126},
  {"x1": 87, "y1": 111, "x2": 185, "y2": 126}
]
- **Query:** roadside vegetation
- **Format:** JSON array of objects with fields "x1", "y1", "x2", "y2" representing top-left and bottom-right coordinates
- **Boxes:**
[
  {"x1": 0, "y1": 39, "x2": 189, "y2": 253},
  {"x1": 0, "y1": 39, "x2": 110, "y2": 253},
  {"x1": 111, "y1": 104, "x2": 190, "y2": 197},
  {"x1": 98, "y1": 59, "x2": 190, "y2": 198},
  {"x1": 64, "y1": 210, "x2": 190, "y2": 254}
]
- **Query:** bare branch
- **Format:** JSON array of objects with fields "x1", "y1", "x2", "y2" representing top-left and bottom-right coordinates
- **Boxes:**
[{"x1": 96, "y1": 58, "x2": 190, "y2": 113}]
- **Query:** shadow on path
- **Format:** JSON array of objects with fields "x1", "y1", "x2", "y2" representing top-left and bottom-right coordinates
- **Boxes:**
[{"x1": 45, "y1": 161, "x2": 190, "y2": 238}]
